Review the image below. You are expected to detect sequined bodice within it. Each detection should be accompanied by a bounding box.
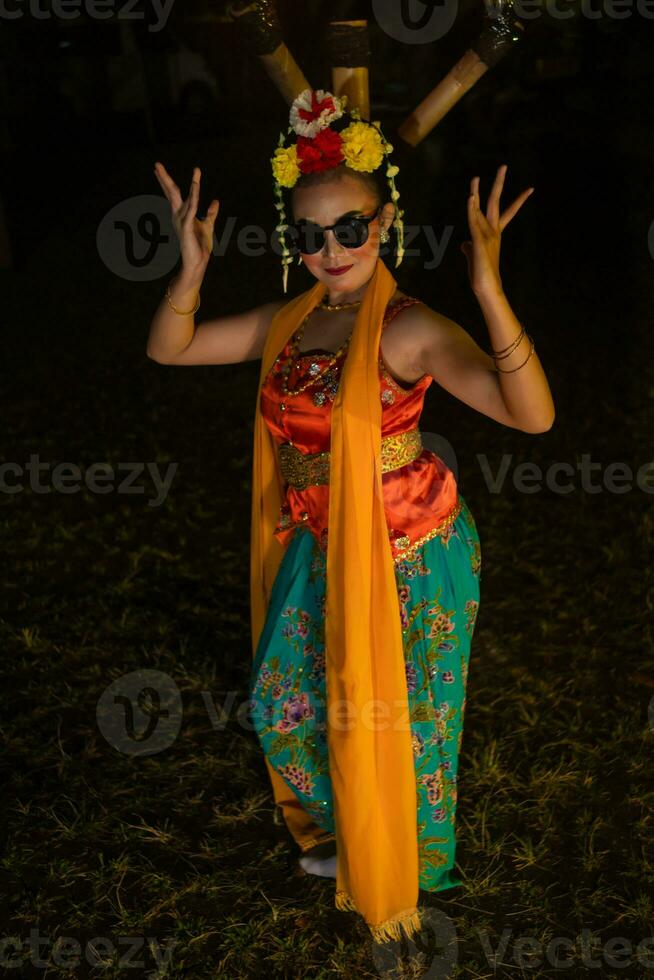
[260,296,460,563]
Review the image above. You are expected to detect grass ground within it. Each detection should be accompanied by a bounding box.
[1,72,653,978]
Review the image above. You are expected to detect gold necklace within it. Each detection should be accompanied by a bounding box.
[281,312,352,397]
[318,298,362,312]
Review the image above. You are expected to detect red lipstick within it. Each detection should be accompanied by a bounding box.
[325,264,353,276]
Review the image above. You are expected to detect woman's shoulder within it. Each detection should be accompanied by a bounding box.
[384,290,427,323]
[381,291,445,367]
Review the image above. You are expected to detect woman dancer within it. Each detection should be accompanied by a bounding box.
[148,89,554,945]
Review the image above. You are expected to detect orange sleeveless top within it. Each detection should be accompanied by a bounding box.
[259,296,460,563]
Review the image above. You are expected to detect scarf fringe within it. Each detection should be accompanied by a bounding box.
[299,833,337,854]
[335,890,423,944]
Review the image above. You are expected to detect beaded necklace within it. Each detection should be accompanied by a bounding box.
[279,310,353,397]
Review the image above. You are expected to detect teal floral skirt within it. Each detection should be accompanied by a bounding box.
[248,493,481,892]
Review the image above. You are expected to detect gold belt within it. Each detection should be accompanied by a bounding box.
[278,428,423,491]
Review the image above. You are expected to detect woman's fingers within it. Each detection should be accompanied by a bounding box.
[467,179,477,217]
[153,161,182,211]
[153,161,203,223]
[469,177,488,228]
[467,179,485,237]
[499,188,535,231]
[154,160,220,259]
[153,165,171,201]
[204,199,220,225]
[469,176,479,211]
[180,166,201,223]
[468,169,534,234]
[487,165,507,227]
[199,200,220,253]
[189,167,201,216]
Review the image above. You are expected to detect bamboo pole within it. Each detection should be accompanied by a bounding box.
[327,20,370,120]
[226,0,311,105]
[397,3,525,147]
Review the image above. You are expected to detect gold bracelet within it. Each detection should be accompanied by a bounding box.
[166,281,200,316]
[493,334,535,373]
[490,324,525,359]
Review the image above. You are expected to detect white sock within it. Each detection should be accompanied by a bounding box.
[299,853,337,878]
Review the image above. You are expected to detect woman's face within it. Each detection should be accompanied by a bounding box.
[291,174,394,300]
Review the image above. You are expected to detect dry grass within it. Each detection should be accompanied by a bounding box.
[1,79,653,978]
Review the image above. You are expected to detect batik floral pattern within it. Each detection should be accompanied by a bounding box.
[249,493,481,890]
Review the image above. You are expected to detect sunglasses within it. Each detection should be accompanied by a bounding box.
[284,206,382,256]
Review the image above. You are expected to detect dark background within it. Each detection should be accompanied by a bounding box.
[1,2,654,976]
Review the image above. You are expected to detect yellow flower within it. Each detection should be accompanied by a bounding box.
[271,145,300,188]
[340,122,385,173]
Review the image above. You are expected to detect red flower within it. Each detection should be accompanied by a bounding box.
[297,130,344,174]
[298,91,338,125]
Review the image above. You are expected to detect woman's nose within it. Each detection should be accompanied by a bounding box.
[323,229,345,258]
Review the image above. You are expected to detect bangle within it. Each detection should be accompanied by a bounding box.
[493,334,535,373]
[166,281,200,316]
[489,324,525,359]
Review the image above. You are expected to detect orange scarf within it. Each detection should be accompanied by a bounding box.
[250,256,422,944]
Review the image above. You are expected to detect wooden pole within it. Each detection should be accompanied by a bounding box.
[397,5,526,148]
[327,20,370,120]
[226,0,311,105]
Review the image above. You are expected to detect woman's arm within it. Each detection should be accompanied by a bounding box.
[411,298,555,434]
[146,161,287,366]
[146,267,203,364]
[411,163,555,433]
[147,268,286,366]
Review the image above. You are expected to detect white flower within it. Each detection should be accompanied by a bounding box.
[289,88,343,138]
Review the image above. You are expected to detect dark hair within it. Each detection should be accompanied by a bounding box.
[290,163,389,220]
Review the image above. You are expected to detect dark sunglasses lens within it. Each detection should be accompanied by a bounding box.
[297,223,324,255]
[335,218,368,249]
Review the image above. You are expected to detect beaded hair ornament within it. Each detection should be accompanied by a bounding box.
[271,88,405,293]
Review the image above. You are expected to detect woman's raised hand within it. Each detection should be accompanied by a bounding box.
[153,162,220,276]
[460,164,534,299]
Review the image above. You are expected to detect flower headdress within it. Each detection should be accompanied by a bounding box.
[271,88,405,293]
